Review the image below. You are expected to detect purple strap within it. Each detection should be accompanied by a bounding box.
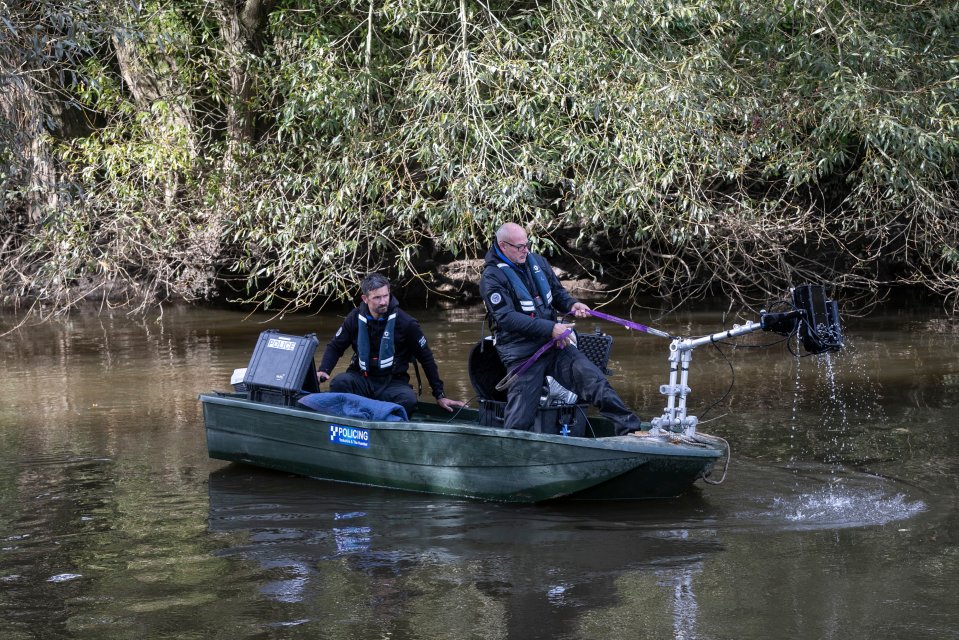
[495,328,574,391]
[586,309,672,339]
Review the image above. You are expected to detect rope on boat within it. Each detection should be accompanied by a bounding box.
[627,430,730,484]
[689,431,731,485]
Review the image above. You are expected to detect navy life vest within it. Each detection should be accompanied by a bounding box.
[496,253,553,316]
[357,312,396,373]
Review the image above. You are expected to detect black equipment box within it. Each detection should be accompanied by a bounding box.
[577,329,613,374]
[478,398,589,437]
[243,330,319,406]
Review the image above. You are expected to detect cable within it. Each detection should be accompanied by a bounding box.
[697,340,734,421]
[444,395,479,423]
[689,431,731,484]
[574,403,598,438]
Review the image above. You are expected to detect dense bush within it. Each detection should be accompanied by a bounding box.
[2,0,957,313]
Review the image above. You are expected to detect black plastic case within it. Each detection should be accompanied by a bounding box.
[576,330,613,375]
[242,330,319,406]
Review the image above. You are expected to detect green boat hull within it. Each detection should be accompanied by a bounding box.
[201,393,722,503]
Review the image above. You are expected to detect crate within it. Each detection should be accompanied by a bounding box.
[577,329,613,374]
[242,330,319,406]
[478,399,589,437]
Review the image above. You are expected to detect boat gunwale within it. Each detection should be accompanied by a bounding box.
[199,392,723,459]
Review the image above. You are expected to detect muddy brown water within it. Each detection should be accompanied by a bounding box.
[1,301,955,639]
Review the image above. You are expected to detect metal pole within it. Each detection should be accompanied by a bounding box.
[651,321,764,436]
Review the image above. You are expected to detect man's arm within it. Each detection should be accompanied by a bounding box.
[406,318,445,397]
[539,255,581,315]
[317,314,356,381]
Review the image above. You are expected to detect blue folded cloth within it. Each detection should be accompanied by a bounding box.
[297,392,408,422]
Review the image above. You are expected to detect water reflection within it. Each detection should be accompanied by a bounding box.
[207,466,720,638]
[204,456,924,638]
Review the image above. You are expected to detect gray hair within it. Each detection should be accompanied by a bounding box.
[360,272,391,295]
[495,222,525,243]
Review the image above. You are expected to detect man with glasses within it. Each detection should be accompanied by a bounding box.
[480,223,643,435]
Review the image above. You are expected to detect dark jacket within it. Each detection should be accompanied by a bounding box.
[318,296,446,398]
[479,245,578,366]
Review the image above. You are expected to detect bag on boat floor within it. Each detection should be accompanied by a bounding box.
[243,330,319,406]
[468,337,509,402]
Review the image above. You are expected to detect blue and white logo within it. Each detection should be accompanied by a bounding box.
[329,424,370,448]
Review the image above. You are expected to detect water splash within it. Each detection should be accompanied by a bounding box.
[822,352,838,401]
[771,486,924,530]
[784,337,892,464]
[47,573,83,583]
[716,461,927,533]
[759,475,926,531]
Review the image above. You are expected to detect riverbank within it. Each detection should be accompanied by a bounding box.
[0,251,952,318]
[0,254,612,315]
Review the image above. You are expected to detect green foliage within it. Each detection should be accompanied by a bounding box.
[2,0,958,312]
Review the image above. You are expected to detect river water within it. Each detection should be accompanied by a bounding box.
[0,300,955,640]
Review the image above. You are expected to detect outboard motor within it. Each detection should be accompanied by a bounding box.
[791,284,843,354]
[760,285,843,355]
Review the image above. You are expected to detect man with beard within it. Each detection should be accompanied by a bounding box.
[317,273,465,418]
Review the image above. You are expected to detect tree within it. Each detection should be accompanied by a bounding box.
[1,0,957,314]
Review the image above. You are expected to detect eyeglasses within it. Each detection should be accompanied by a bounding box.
[501,240,532,251]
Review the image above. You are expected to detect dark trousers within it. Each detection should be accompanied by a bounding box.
[504,346,641,436]
[328,371,418,417]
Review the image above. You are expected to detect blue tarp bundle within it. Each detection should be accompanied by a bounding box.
[297,392,408,422]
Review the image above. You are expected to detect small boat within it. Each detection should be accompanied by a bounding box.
[201,285,842,503]
[201,393,724,503]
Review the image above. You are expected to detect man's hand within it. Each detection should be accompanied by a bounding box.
[437,397,466,412]
[317,371,330,383]
[552,322,575,348]
[570,302,591,318]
